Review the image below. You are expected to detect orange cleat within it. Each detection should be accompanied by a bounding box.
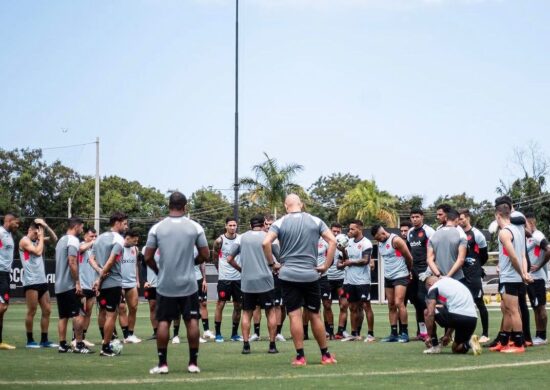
[321,354,337,365]
[500,345,525,354]
[291,356,307,366]
[489,342,504,352]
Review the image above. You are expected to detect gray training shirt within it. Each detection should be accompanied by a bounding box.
[342,236,373,285]
[498,223,524,283]
[428,226,467,280]
[146,216,208,297]
[55,234,80,294]
[229,230,274,293]
[92,231,124,289]
[379,233,409,280]
[20,239,47,286]
[0,226,15,272]
[79,247,97,291]
[269,212,329,283]
[121,246,138,288]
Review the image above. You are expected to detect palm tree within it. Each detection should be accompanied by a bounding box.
[240,153,304,218]
[338,180,398,227]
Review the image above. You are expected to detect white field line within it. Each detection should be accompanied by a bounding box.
[1,359,550,386]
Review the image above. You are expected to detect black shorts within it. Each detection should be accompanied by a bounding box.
[527,279,547,308]
[243,290,276,311]
[434,306,477,345]
[279,279,321,313]
[24,283,49,300]
[98,287,122,312]
[81,289,96,299]
[499,282,523,297]
[217,280,242,303]
[319,276,331,300]
[273,275,283,306]
[197,279,208,302]
[385,277,409,288]
[343,284,371,303]
[56,289,84,319]
[328,279,345,301]
[156,292,200,321]
[462,280,483,301]
[144,287,157,301]
[0,271,10,304]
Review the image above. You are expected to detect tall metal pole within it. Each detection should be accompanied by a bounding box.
[233,0,239,221]
[94,137,100,232]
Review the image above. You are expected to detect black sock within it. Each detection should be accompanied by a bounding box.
[215,321,222,336]
[243,341,250,349]
[76,341,85,349]
[189,347,199,366]
[231,322,239,337]
[83,329,87,340]
[122,326,129,339]
[296,348,305,358]
[41,332,48,343]
[368,330,374,337]
[60,340,68,348]
[431,336,439,347]
[337,326,344,335]
[512,331,524,347]
[254,323,260,336]
[391,325,398,337]
[276,324,282,334]
[351,330,358,337]
[99,327,104,339]
[0,324,3,343]
[158,347,168,366]
[129,329,134,336]
[541,330,547,340]
[401,324,408,334]
[102,343,110,351]
[328,324,334,336]
[320,347,330,357]
[324,321,330,333]
[357,324,363,335]
[72,328,75,341]
[202,319,210,332]
[269,341,276,350]
[303,325,309,336]
[173,325,180,337]
[27,332,34,343]
[153,327,157,336]
[498,331,510,345]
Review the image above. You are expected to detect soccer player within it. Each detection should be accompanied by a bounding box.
[145,191,209,374]
[228,215,279,354]
[0,212,20,350]
[490,201,532,353]
[263,194,337,366]
[78,227,98,348]
[213,217,243,342]
[427,208,467,281]
[143,247,159,340]
[19,219,58,348]
[525,212,550,345]
[422,276,481,355]
[55,217,92,354]
[407,208,435,339]
[326,223,349,340]
[338,220,375,342]
[265,215,286,342]
[458,209,490,343]
[399,221,412,240]
[91,212,128,357]
[303,234,329,341]
[372,225,413,343]
[119,230,141,343]
[435,203,452,228]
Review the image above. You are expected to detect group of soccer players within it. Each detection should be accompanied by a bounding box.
[0,191,548,372]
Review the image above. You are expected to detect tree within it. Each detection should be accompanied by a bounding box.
[188,187,233,244]
[240,153,304,218]
[308,173,361,223]
[337,180,398,227]
[429,193,494,230]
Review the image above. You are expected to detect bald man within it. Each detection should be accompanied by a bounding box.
[262,194,337,366]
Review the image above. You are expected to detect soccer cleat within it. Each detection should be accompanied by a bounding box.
[74,345,95,354]
[231,335,243,342]
[417,333,428,341]
[478,335,490,344]
[82,339,94,347]
[241,346,251,354]
[485,337,500,348]
[398,333,410,343]
[524,340,533,347]
[341,335,360,342]
[149,365,169,375]
[469,335,482,356]
[125,335,142,344]
[532,337,548,346]
[381,335,399,342]
[334,334,344,340]
[249,334,260,342]
[40,341,59,348]
[365,335,376,343]
[171,336,181,344]
[199,337,207,344]
[321,353,337,365]
[26,341,41,349]
[500,345,525,353]
[58,344,73,353]
[0,342,16,350]
[275,334,286,342]
[291,356,307,366]
[203,330,215,340]
[268,346,279,354]
[100,347,117,357]
[489,342,504,352]
[342,331,351,338]
[423,345,441,354]
[188,364,201,373]
[215,334,224,343]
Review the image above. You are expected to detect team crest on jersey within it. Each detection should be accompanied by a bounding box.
[386,244,390,249]
[467,234,473,241]
[358,244,362,250]
[23,251,30,261]
[418,231,424,238]
[318,243,324,248]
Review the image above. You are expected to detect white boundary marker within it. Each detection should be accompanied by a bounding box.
[1,359,550,386]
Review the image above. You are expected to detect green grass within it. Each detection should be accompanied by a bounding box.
[1,302,550,389]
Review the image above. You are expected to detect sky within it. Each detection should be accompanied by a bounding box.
[1,0,549,207]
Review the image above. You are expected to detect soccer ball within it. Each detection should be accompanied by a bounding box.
[111,339,123,355]
[336,234,349,248]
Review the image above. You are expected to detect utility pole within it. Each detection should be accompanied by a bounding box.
[233,0,239,222]
[94,137,100,232]
[67,197,72,218]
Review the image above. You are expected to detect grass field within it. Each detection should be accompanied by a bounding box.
[1,301,550,389]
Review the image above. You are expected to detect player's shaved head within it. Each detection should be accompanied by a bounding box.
[284,194,302,212]
[425,275,439,288]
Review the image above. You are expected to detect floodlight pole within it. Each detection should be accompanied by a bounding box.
[94,137,100,232]
[233,0,239,221]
